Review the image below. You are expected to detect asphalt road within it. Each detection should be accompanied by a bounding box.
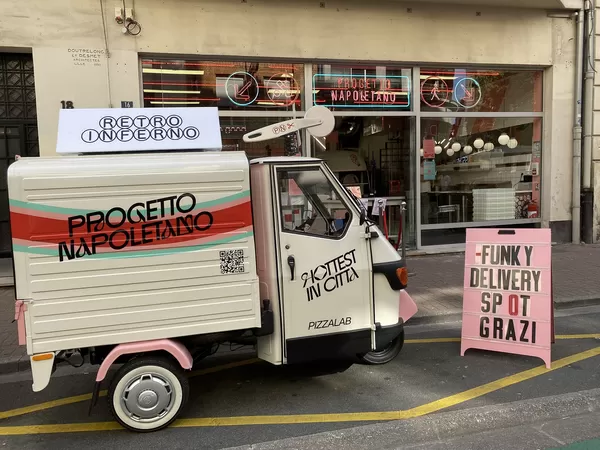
[0,306,599,450]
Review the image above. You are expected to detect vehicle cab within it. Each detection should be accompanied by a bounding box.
[250,155,417,366]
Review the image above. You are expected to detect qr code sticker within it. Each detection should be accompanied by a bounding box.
[220,249,245,274]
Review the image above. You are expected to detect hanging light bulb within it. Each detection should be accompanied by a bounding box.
[484,142,494,151]
[498,132,510,146]
[451,142,462,152]
[508,138,518,149]
[473,138,484,149]
[420,148,424,157]
[446,148,455,157]
[434,145,443,154]
[463,145,473,155]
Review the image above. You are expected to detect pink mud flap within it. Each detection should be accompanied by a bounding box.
[14,300,27,345]
[399,290,418,323]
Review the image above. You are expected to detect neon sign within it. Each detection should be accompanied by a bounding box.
[141,59,305,111]
[421,76,450,109]
[454,77,481,109]
[265,74,300,107]
[225,71,259,107]
[420,75,483,110]
[313,74,411,109]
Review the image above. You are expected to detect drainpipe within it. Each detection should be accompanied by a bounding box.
[582,0,595,243]
[573,8,584,244]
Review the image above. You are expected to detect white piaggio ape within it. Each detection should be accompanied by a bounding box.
[8,106,417,432]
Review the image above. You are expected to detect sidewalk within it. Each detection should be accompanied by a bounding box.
[1,244,599,374]
[407,243,600,324]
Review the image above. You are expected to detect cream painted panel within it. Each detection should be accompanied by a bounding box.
[32,283,253,315]
[252,164,284,365]
[32,46,109,156]
[594,136,600,162]
[2,0,556,157]
[0,0,577,225]
[9,152,261,354]
[390,0,575,7]
[32,298,255,333]
[131,0,554,64]
[542,18,577,224]
[594,163,600,241]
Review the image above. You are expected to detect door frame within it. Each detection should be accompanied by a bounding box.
[0,121,36,259]
[270,161,375,364]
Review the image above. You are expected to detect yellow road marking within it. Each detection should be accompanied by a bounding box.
[405,334,600,344]
[0,392,101,421]
[1,335,598,421]
[0,358,260,421]
[555,334,600,340]
[0,335,597,423]
[405,338,461,344]
[0,346,598,435]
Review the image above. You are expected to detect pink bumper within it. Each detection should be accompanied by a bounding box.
[399,290,418,323]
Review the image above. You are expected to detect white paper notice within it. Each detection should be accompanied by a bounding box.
[372,198,387,216]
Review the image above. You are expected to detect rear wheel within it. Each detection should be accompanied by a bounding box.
[358,330,404,365]
[108,356,189,432]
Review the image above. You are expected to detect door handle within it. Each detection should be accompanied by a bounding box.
[287,255,296,281]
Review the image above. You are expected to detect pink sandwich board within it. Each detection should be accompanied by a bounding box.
[460,228,553,368]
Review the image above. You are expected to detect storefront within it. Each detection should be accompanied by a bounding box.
[140,58,544,249]
[0,0,581,249]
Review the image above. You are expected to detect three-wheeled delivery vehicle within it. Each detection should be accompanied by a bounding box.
[8,106,417,432]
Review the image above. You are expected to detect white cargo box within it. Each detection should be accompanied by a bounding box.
[8,151,260,354]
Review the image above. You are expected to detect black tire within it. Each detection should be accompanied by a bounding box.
[358,330,405,365]
[107,355,189,432]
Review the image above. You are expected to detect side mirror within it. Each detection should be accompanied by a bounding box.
[359,208,366,225]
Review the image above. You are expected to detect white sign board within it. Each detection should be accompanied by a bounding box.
[56,107,222,154]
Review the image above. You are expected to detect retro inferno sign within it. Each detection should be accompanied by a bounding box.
[313,74,410,109]
[460,229,553,368]
[56,107,222,154]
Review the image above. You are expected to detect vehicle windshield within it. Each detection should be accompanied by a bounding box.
[277,166,352,237]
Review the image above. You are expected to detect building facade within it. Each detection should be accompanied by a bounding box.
[0,0,591,252]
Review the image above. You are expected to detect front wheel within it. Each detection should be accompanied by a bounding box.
[358,331,404,365]
[108,356,189,432]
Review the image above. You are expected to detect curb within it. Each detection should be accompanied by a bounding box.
[2,297,600,376]
[407,295,600,327]
[223,388,600,450]
[0,354,29,376]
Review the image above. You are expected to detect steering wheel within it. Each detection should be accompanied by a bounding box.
[295,212,318,232]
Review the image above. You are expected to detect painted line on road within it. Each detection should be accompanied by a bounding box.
[405,334,600,344]
[405,338,461,343]
[555,334,600,340]
[0,335,597,421]
[0,346,598,435]
[0,358,259,421]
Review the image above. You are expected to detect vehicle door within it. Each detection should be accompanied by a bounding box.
[273,163,373,364]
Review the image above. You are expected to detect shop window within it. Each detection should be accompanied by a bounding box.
[420,69,543,113]
[219,117,302,159]
[312,64,412,111]
[420,117,542,227]
[141,58,305,112]
[311,115,417,248]
[277,167,352,239]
